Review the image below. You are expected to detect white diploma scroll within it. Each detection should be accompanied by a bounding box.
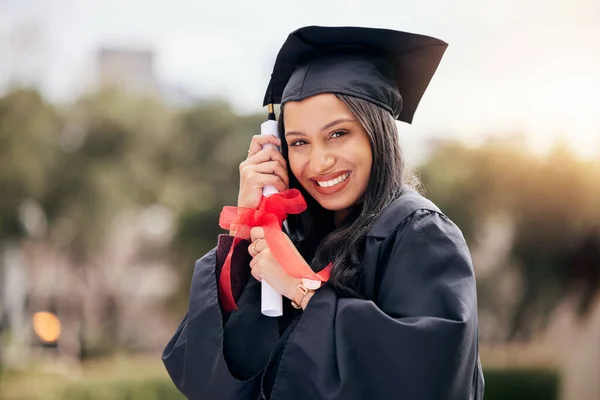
[260,119,283,317]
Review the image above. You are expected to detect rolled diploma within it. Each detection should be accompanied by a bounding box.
[260,119,283,317]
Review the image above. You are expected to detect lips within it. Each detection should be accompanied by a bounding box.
[316,172,350,187]
[310,171,352,195]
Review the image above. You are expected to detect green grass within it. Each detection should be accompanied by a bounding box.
[0,354,560,400]
[484,368,560,400]
[0,354,183,400]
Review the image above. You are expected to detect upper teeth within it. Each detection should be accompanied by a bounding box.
[317,172,350,187]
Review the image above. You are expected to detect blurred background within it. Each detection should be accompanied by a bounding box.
[0,1,599,399]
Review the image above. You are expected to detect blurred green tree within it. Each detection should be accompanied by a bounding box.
[166,100,264,308]
[419,137,600,340]
[38,90,262,354]
[0,89,61,367]
[3,85,597,362]
[0,89,60,240]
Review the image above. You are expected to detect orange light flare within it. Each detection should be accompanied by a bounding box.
[32,312,62,343]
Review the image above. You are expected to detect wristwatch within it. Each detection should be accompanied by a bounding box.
[301,278,322,290]
[291,279,322,309]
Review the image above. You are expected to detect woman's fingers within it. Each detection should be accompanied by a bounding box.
[239,147,288,189]
[248,238,265,257]
[249,253,262,281]
[236,173,286,209]
[247,161,289,189]
[251,270,262,282]
[247,135,281,159]
[242,169,287,192]
[237,135,287,210]
[250,227,265,241]
[243,146,287,171]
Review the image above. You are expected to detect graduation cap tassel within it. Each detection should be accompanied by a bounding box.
[259,100,284,317]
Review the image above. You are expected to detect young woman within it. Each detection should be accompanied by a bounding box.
[163,26,484,400]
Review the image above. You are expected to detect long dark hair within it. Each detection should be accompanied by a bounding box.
[279,94,419,297]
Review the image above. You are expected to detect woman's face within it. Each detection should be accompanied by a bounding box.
[283,93,372,214]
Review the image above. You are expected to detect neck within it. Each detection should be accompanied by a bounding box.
[334,210,350,228]
[334,201,364,228]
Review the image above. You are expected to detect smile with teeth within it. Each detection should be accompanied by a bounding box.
[316,172,350,187]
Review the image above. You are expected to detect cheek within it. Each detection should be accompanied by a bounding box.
[365,152,373,174]
[348,146,372,173]
[355,140,373,174]
[288,153,305,180]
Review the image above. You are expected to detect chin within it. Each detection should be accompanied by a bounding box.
[309,193,358,212]
[298,179,364,212]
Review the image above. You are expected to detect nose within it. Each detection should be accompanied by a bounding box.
[309,145,335,175]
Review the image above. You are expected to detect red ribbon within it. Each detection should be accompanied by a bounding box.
[218,189,332,313]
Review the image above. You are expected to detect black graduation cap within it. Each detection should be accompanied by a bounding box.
[263,26,448,124]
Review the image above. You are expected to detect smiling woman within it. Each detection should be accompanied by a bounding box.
[163,25,484,400]
[283,94,373,220]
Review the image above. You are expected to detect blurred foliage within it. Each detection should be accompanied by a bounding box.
[420,137,600,339]
[168,100,264,306]
[0,355,181,400]
[0,87,599,357]
[44,90,178,263]
[0,89,61,239]
[1,377,183,400]
[0,88,260,357]
[484,368,559,400]
[0,358,558,400]
[60,379,183,400]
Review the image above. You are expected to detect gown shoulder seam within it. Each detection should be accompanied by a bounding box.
[367,208,443,239]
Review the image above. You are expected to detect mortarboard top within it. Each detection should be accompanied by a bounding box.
[263,26,448,124]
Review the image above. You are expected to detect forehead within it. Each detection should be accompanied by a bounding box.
[283,93,354,132]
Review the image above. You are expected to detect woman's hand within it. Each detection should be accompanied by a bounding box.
[248,227,305,302]
[237,135,289,210]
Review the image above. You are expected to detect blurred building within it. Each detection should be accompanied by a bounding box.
[1,19,47,91]
[95,47,198,107]
[97,48,159,96]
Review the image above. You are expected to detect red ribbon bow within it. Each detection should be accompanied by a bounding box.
[218,189,332,313]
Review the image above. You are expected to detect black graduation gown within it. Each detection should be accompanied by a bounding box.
[162,190,485,399]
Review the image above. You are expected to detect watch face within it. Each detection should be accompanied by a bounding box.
[302,278,322,290]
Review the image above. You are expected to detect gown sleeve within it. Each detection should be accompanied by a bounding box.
[269,210,485,400]
[214,235,251,316]
[162,237,280,400]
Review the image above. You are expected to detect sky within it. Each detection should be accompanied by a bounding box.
[1,0,599,162]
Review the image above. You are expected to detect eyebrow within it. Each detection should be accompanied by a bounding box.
[285,118,356,137]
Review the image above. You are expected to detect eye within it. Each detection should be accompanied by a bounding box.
[289,139,308,147]
[330,130,348,139]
